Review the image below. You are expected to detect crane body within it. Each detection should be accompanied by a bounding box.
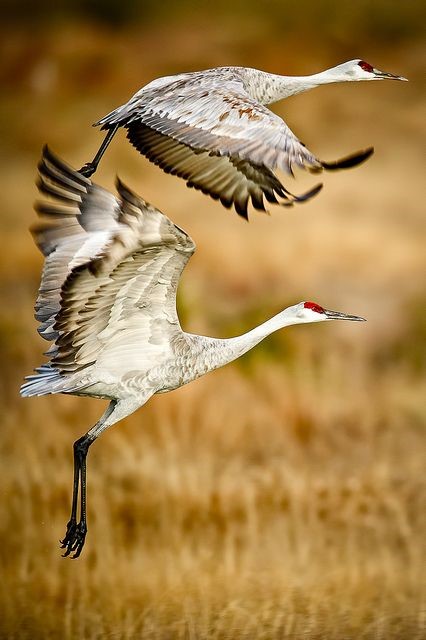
[22,148,365,557]
[79,60,406,217]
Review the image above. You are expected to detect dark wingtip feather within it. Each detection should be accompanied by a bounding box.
[250,191,266,213]
[33,200,75,217]
[321,147,374,171]
[234,199,249,220]
[38,146,92,189]
[36,175,81,204]
[116,176,149,209]
[277,182,323,208]
[115,176,134,200]
[293,182,323,203]
[219,196,233,210]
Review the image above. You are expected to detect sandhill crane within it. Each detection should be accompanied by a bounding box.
[79,60,406,218]
[22,147,365,558]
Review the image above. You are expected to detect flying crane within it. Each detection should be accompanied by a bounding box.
[21,148,365,557]
[79,60,406,218]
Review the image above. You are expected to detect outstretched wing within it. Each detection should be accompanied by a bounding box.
[32,147,195,375]
[33,147,122,340]
[98,75,372,218]
[124,124,323,220]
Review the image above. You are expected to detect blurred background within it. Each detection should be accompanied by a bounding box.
[1,1,425,638]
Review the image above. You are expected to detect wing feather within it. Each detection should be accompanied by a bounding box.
[31,147,195,375]
[98,79,322,171]
[126,124,321,219]
[97,72,372,215]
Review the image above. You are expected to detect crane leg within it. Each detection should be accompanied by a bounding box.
[78,124,119,178]
[60,433,94,558]
[59,399,145,558]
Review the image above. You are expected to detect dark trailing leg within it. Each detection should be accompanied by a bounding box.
[78,125,119,177]
[60,434,93,559]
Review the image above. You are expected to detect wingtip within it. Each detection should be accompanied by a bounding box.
[239,210,250,221]
[322,147,374,171]
[234,199,250,220]
[115,175,145,208]
[115,175,125,190]
[38,144,53,170]
[115,175,133,196]
[277,182,323,209]
[40,144,60,166]
[294,182,323,203]
[360,146,374,163]
[39,146,93,186]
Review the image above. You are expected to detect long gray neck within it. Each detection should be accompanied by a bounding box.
[240,67,345,105]
[190,310,299,375]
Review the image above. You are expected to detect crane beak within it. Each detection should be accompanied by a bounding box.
[372,68,408,81]
[324,309,366,322]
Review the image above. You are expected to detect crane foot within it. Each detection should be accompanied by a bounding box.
[78,162,97,178]
[60,518,87,559]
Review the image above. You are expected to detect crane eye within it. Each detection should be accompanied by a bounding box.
[304,301,325,314]
[358,60,374,73]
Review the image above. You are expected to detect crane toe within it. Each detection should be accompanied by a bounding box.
[60,519,87,559]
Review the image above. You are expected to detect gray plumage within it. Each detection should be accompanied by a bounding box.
[22,148,365,557]
[24,147,200,398]
[89,60,406,218]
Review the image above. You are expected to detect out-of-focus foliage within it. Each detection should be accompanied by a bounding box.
[2,0,426,45]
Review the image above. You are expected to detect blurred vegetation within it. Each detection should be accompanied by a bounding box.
[0,2,425,638]
[2,0,426,44]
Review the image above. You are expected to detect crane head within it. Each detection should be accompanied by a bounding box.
[337,59,407,82]
[289,301,366,324]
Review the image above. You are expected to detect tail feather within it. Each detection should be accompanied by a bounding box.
[20,366,77,397]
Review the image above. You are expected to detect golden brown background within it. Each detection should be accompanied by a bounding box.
[1,2,425,638]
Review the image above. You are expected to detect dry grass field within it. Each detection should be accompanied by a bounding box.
[0,5,425,638]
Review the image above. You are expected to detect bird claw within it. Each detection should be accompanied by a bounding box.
[60,519,87,559]
[78,162,96,178]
